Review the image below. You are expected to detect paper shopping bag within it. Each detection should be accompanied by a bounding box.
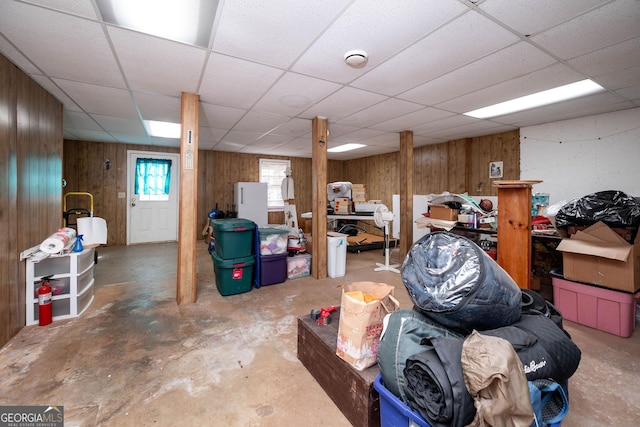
[336,281,399,370]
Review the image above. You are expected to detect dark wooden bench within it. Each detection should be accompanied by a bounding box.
[297,307,380,427]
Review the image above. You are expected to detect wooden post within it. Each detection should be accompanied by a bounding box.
[493,180,541,289]
[399,131,414,258]
[311,117,328,279]
[177,92,199,304]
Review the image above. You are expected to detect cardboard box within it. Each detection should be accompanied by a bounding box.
[352,184,367,202]
[429,205,459,221]
[334,197,351,214]
[556,221,640,292]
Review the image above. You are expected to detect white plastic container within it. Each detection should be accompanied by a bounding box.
[327,232,348,278]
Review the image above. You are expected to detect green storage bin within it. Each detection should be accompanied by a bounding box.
[211,252,255,296]
[211,218,256,259]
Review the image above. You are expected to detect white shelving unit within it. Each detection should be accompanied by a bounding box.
[25,248,95,326]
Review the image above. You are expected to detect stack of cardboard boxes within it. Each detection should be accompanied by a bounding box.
[553,221,639,337]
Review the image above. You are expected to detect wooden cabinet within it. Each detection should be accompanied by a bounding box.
[25,248,95,325]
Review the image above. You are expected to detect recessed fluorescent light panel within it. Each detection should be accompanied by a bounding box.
[327,143,366,153]
[145,120,181,138]
[464,79,605,119]
[97,0,219,47]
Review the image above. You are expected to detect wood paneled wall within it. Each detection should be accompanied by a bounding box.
[63,141,180,246]
[63,131,519,247]
[1,53,63,348]
[414,130,520,196]
[63,142,346,245]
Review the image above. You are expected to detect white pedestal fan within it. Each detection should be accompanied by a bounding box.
[373,204,400,273]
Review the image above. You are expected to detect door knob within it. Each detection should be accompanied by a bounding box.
[131,198,136,207]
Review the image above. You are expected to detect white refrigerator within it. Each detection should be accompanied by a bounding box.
[234,182,268,226]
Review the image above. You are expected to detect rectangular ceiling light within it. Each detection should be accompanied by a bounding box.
[97,0,219,47]
[145,120,181,138]
[327,143,366,153]
[464,79,605,119]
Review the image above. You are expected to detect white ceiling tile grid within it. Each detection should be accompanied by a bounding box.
[0,0,637,159]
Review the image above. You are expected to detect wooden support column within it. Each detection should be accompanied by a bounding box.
[311,117,328,279]
[177,92,199,304]
[494,180,541,289]
[399,131,414,258]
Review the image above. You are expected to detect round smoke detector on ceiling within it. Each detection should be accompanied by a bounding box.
[344,50,368,68]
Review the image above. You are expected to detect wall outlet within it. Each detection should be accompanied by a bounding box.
[118,192,126,199]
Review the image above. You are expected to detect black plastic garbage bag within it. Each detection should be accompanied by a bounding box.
[555,190,640,229]
[401,231,521,334]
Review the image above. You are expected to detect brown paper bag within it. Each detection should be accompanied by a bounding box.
[336,281,399,370]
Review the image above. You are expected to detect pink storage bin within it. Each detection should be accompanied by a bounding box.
[551,271,639,338]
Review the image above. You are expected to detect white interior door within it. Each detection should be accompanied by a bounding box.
[127,151,180,244]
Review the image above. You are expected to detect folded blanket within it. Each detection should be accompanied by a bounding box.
[404,337,475,427]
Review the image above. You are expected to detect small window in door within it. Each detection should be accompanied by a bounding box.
[259,159,290,211]
[135,158,172,201]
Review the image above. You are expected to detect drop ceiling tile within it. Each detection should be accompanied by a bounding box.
[435,64,584,113]
[336,98,424,128]
[568,37,640,78]
[63,111,102,131]
[399,42,556,106]
[428,122,517,140]
[199,102,246,130]
[478,0,607,36]
[292,0,468,83]
[199,53,284,109]
[300,87,386,120]
[108,27,207,96]
[31,74,80,110]
[134,93,182,123]
[0,35,40,74]
[253,73,342,116]
[198,126,227,142]
[198,139,218,150]
[53,78,138,118]
[232,111,290,133]
[21,0,100,19]
[0,1,125,87]
[213,0,350,68]
[270,118,314,138]
[331,128,388,143]
[352,10,520,96]
[412,114,481,135]
[356,133,401,148]
[149,137,180,148]
[213,141,247,152]
[369,108,456,132]
[531,0,640,60]
[413,135,447,148]
[90,114,146,135]
[223,130,265,145]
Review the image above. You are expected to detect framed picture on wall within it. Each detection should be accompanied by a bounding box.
[489,161,503,178]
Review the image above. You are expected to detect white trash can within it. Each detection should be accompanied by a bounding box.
[327,232,348,278]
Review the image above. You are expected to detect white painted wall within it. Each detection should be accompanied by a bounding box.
[520,107,640,205]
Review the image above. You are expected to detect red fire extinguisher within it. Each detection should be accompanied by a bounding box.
[38,275,53,326]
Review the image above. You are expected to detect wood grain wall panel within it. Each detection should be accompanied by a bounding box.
[61,131,520,248]
[1,53,62,348]
[414,143,449,194]
[447,138,469,193]
[468,130,520,197]
[0,55,18,346]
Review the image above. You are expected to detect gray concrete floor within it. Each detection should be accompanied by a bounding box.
[1,242,638,426]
